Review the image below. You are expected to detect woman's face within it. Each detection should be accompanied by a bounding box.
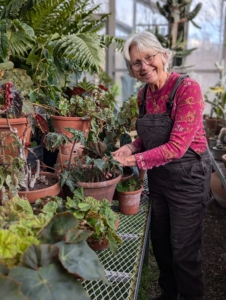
[129,44,166,86]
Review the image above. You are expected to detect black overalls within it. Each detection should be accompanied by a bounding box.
[136,75,212,300]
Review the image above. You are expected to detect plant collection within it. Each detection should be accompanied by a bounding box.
[0,1,145,299]
[0,196,108,300]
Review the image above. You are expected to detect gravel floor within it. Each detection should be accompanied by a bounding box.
[147,199,226,300]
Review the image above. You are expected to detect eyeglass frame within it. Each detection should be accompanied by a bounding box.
[130,52,160,71]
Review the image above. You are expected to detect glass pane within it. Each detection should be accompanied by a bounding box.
[92,0,109,13]
[186,0,225,114]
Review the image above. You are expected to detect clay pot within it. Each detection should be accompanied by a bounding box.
[88,216,119,251]
[117,186,143,215]
[0,117,31,159]
[55,152,79,171]
[50,115,90,138]
[88,237,109,251]
[77,174,122,203]
[204,117,222,142]
[18,172,61,204]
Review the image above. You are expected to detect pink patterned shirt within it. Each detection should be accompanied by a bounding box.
[133,72,208,170]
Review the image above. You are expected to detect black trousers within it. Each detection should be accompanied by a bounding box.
[148,152,212,300]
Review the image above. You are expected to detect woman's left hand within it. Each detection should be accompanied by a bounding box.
[114,155,137,167]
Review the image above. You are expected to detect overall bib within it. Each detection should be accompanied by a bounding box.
[136,75,212,300]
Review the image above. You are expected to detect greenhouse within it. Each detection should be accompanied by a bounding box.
[0,1,225,300]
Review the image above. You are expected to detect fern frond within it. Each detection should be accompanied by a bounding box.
[100,35,125,51]
[54,33,104,73]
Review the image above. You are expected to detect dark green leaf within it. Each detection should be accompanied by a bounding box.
[65,228,93,243]
[20,244,59,270]
[57,241,108,283]
[9,264,90,300]
[38,212,78,243]
[0,275,27,300]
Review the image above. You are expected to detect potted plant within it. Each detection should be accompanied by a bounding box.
[204,61,226,142]
[115,178,144,215]
[43,128,123,202]
[0,196,108,300]
[33,187,123,254]
[0,121,60,204]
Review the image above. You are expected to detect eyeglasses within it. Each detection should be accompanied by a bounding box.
[130,52,159,71]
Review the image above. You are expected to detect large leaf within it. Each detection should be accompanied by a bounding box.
[0,263,9,275]
[0,229,20,260]
[9,264,90,300]
[0,275,27,300]
[38,212,78,243]
[57,241,108,283]
[20,244,59,270]
[65,228,93,243]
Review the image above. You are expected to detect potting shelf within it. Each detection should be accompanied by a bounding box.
[82,176,151,300]
[210,150,226,190]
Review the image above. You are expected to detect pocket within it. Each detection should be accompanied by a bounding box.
[181,162,205,187]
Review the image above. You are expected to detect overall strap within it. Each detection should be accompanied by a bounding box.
[165,74,189,115]
[138,83,148,118]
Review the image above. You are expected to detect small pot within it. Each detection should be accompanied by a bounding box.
[117,186,143,215]
[88,237,109,251]
[211,146,226,160]
[18,172,61,204]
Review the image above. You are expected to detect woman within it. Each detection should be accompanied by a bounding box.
[112,31,212,300]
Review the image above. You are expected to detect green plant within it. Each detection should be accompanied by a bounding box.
[33,187,123,254]
[204,61,226,127]
[155,0,202,68]
[0,0,124,105]
[0,196,108,300]
[116,178,143,193]
[43,128,123,190]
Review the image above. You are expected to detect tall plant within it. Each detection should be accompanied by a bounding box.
[0,0,124,104]
[155,0,202,68]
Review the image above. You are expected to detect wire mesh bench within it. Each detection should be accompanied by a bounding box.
[83,177,151,300]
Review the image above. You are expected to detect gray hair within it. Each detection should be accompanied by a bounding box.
[123,31,173,78]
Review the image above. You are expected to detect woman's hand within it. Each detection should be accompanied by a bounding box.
[113,155,137,167]
[112,144,136,157]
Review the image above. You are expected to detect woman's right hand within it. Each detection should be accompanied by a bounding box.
[112,145,133,157]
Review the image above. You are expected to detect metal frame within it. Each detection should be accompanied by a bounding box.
[83,176,151,300]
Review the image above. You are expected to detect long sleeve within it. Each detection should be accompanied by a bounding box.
[133,73,207,170]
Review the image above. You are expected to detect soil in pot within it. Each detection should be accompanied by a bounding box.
[18,172,61,204]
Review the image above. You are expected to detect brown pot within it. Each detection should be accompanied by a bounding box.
[50,115,90,138]
[18,172,61,204]
[117,186,143,215]
[0,117,31,159]
[204,118,222,141]
[55,152,79,171]
[77,174,122,203]
[88,237,109,251]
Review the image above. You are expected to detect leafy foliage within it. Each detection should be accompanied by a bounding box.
[0,196,109,299]
[0,0,124,105]
[116,178,143,192]
[33,187,123,254]
[155,0,202,68]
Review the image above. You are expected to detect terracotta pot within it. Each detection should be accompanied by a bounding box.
[50,115,90,138]
[77,174,122,203]
[18,172,61,204]
[117,186,143,215]
[0,117,31,159]
[210,172,226,208]
[88,237,109,251]
[55,152,79,171]
[204,118,222,141]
